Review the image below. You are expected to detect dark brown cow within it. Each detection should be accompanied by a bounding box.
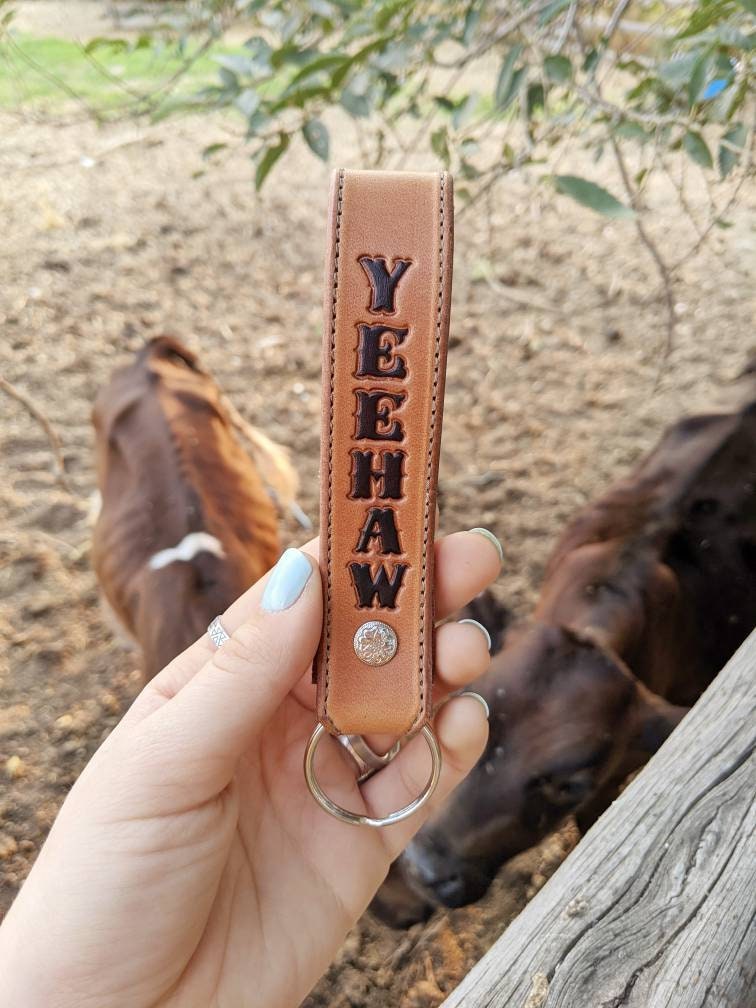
[374,379,756,924]
[92,337,295,680]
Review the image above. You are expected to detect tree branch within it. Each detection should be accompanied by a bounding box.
[610,135,677,360]
[0,376,71,492]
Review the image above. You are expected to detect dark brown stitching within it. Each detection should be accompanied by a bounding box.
[414,171,446,735]
[324,168,345,730]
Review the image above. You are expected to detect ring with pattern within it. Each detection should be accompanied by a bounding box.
[207,616,230,649]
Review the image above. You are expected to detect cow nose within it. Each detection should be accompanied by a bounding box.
[433,874,468,908]
[402,839,440,885]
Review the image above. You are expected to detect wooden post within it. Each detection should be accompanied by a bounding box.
[443,631,756,1007]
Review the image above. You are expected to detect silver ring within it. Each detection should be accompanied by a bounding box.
[304,723,442,827]
[207,616,230,648]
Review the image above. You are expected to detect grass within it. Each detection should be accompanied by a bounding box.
[0,33,230,114]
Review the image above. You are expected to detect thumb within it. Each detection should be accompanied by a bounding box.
[136,548,322,800]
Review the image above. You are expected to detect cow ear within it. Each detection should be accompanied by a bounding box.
[630,682,689,756]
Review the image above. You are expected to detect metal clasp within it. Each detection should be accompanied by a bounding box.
[304,723,442,827]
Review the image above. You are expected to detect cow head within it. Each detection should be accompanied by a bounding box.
[379,622,686,922]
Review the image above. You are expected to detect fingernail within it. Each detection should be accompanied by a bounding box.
[458,618,492,653]
[468,527,504,566]
[261,549,313,612]
[463,691,490,721]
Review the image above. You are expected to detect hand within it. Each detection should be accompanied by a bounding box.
[0,531,501,1008]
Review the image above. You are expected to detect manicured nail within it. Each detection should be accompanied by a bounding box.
[261,549,313,612]
[468,527,504,566]
[458,618,492,653]
[463,691,490,721]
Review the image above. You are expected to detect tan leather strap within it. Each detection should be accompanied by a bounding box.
[315,168,454,738]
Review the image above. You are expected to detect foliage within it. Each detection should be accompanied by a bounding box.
[107,0,753,203]
[0,0,753,342]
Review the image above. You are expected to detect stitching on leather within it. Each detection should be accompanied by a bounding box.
[414,171,446,735]
[324,168,345,733]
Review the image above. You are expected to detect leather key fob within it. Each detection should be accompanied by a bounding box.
[306,168,454,825]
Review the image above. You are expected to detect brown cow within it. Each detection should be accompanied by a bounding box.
[92,336,297,680]
[373,378,756,925]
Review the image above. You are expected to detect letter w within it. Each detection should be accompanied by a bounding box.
[350,562,408,609]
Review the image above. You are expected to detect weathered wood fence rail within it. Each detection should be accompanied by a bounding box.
[443,631,756,1008]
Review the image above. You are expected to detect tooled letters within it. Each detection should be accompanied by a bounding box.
[348,255,413,610]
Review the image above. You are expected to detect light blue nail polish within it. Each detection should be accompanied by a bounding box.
[458,618,492,653]
[261,549,313,612]
[468,527,504,565]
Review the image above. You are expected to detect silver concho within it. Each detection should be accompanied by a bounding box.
[353,620,398,666]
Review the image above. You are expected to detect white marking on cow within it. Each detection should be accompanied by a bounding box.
[88,489,102,526]
[148,532,225,571]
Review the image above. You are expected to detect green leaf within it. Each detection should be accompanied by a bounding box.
[718,122,747,176]
[738,0,756,12]
[506,68,526,109]
[218,67,240,92]
[554,175,635,218]
[658,53,699,91]
[460,157,481,180]
[235,89,260,119]
[539,0,571,26]
[462,5,481,45]
[245,109,271,137]
[583,47,600,74]
[255,133,290,191]
[340,85,372,117]
[635,167,649,188]
[626,76,655,102]
[272,84,330,111]
[614,121,650,143]
[270,42,307,70]
[527,82,545,117]
[688,52,711,107]
[242,36,273,73]
[495,45,523,108]
[430,127,450,165]
[683,130,713,169]
[202,143,227,160]
[215,53,255,77]
[289,52,350,87]
[85,37,129,54]
[330,59,353,89]
[374,41,411,72]
[434,95,456,113]
[677,0,736,39]
[302,119,329,161]
[374,0,411,30]
[451,92,479,130]
[544,55,572,83]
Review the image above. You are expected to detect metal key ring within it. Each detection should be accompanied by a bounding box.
[304,723,442,828]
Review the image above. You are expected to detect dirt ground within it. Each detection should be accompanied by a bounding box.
[0,36,754,1006]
